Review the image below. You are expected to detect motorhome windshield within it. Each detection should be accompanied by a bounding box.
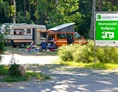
[74,33,81,39]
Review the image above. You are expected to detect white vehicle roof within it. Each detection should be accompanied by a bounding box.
[1,23,46,30]
[48,23,75,31]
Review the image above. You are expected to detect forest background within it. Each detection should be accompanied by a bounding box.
[0,0,117,38]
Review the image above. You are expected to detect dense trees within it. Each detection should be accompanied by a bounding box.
[0,0,118,38]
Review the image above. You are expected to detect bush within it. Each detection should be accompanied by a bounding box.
[8,53,26,77]
[58,44,79,61]
[9,64,21,77]
[96,47,118,63]
[58,40,118,63]
[0,33,5,61]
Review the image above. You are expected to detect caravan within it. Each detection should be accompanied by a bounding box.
[0,23,46,47]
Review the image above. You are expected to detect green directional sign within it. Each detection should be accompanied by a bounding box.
[95,13,118,46]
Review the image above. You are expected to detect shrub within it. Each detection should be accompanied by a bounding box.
[58,44,79,61]
[58,40,118,63]
[0,33,5,61]
[96,47,118,63]
[73,40,95,63]
[9,64,21,77]
[8,53,26,77]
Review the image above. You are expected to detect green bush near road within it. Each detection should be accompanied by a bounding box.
[58,40,118,63]
[0,33,6,61]
[0,65,50,82]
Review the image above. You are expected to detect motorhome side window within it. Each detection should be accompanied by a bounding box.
[57,34,66,39]
[40,32,47,39]
[27,29,31,34]
[14,29,24,35]
[5,29,10,35]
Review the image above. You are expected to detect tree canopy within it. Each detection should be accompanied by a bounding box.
[0,0,118,38]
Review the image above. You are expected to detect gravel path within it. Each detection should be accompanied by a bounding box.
[1,54,59,65]
[0,54,118,92]
[0,64,118,92]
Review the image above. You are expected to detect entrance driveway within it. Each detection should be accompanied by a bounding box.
[0,52,118,92]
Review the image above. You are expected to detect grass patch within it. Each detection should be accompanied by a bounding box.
[0,76,28,82]
[5,46,57,56]
[0,65,9,75]
[0,72,50,82]
[26,72,50,80]
[60,61,118,70]
[0,65,50,82]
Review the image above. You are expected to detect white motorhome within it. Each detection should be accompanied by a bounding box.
[0,23,46,47]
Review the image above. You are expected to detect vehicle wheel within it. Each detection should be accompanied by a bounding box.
[53,43,57,49]
[20,43,25,48]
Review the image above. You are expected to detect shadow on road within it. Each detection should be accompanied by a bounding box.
[0,64,118,91]
[16,64,118,92]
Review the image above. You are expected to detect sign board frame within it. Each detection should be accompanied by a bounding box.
[95,12,118,46]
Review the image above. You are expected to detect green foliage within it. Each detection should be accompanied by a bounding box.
[96,47,118,63]
[58,44,79,61]
[16,12,33,23]
[0,65,9,75]
[0,76,27,82]
[0,33,5,61]
[60,61,118,70]
[78,0,92,37]
[8,64,21,77]
[0,65,50,82]
[0,1,9,17]
[47,0,82,28]
[26,72,50,80]
[1,0,118,38]
[58,40,118,63]
[0,72,50,82]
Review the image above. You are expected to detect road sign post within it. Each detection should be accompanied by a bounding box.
[95,13,118,46]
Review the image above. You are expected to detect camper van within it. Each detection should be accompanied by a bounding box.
[37,23,87,48]
[0,23,46,47]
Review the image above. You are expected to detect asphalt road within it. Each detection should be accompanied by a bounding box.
[0,54,118,92]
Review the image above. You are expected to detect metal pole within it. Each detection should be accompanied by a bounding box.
[92,0,96,64]
[90,0,96,39]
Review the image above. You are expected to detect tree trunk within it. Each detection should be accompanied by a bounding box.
[117,0,118,4]
[105,0,108,6]
[90,0,96,39]
[10,0,12,22]
[55,0,58,4]
[13,0,16,23]
[111,0,114,11]
[24,0,26,16]
[29,0,31,19]
[98,0,102,11]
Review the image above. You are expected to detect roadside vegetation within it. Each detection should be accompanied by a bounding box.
[5,46,57,56]
[0,65,50,82]
[0,33,50,82]
[58,40,118,70]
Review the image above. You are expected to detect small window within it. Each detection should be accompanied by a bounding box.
[74,33,81,39]
[14,29,24,35]
[57,34,67,39]
[40,32,47,39]
[5,29,10,35]
[27,29,31,34]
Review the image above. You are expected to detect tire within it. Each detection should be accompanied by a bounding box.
[20,43,25,48]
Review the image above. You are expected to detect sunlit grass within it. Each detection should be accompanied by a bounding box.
[5,46,57,55]
[0,65,50,82]
[58,61,118,70]
[0,65,9,75]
